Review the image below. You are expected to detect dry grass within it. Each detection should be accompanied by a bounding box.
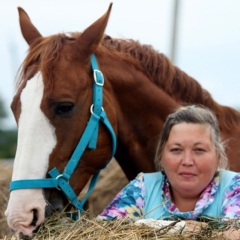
[2,211,240,240]
[0,161,13,238]
[31,214,240,240]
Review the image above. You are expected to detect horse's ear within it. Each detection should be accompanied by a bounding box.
[18,7,42,45]
[76,3,113,58]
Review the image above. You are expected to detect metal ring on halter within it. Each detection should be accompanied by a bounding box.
[90,104,104,115]
[55,174,69,191]
[93,70,104,86]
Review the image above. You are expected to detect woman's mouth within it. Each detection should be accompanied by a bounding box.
[179,172,196,178]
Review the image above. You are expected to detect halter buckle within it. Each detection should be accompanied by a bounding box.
[93,70,104,86]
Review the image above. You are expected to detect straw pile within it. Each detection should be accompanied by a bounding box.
[2,211,240,240]
[0,161,12,238]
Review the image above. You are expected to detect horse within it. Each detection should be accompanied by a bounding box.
[5,3,240,238]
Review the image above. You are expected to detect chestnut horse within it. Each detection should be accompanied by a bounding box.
[5,3,240,238]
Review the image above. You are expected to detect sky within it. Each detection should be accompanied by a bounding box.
[0,0,240,129]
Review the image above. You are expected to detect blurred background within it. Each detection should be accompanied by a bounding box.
[0,0,240,158]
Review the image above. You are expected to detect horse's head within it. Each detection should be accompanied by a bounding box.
[5,3,117,238]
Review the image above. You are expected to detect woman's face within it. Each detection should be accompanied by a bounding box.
[161,122,219,200]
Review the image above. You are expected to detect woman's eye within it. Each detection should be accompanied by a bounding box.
[195,148,205,153]
[55,103,74,116]
[170,148,181,153]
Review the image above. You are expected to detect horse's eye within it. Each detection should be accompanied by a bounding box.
[55,103,74,116]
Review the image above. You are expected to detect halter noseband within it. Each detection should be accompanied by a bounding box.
[10,54,117,217]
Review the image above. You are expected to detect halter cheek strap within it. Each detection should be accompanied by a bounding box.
[10,54,117,216]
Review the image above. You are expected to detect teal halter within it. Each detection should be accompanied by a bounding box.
[10,54,117,216]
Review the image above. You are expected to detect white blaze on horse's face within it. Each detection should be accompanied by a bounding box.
[5,72,57,237]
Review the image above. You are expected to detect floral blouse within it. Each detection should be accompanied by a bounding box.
[99,171,240,220]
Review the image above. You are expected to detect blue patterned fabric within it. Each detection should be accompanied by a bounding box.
[100,170,240,220]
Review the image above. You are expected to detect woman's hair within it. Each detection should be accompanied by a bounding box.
[154,105,228,170]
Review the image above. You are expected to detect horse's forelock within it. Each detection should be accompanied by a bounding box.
[17,34,74,95]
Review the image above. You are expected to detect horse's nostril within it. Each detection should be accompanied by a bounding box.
[32,225,40,234]
[30,209,38,227]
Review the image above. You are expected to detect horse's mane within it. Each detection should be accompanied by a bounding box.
[102,36,210,104]
[17,33,240,131]
[102,36,240,131]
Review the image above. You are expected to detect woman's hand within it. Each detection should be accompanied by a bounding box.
[186,220,240,240]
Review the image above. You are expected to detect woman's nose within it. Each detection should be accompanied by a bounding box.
[181,152,194,166]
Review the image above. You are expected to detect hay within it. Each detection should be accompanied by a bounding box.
[29,212,188,240]
[2,211,240,240]
[0,161,13,238]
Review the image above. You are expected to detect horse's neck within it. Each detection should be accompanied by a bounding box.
[102,55,178,180]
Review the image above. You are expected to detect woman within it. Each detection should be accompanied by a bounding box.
[99,105,240,232]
